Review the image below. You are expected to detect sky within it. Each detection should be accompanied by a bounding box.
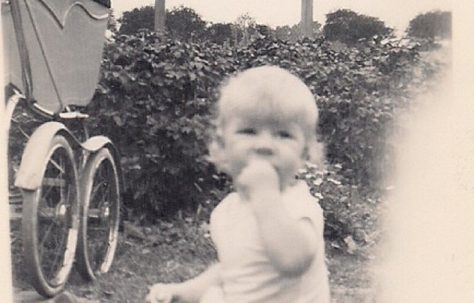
[113,0,452,34]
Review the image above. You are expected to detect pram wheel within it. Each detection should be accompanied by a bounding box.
[21,134,80,297]
[76,147,120,280]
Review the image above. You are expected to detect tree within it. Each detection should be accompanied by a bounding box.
[118,5,207,42]
[254,24,272,38]
[406,10,451,40]
[274,24,300,42]
[234,13,256,45]
[166,6,207,41]
[205,23,233,45]
[323,9,392,45]
[118,6,155,35]
[274,21,321,41]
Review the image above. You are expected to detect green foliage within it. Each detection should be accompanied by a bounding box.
[406,10,451,40]
[88,32,444,248]
[118,6,207,42]
[88,32,236,216]
[254,24,272,37]
[298,163,380,252]
[117,5,324,45]
[323,9,393,45]
[165,6,207,42]
[274,22,322,42]
[107,10,118,33]
[205,23,233,45]
[273,24,301,42]
[118,6,156,35]
[313,39,422,187]
[232,13,257,45]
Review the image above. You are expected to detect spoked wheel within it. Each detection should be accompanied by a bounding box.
[22,134,80,298]
[76,147,120,280]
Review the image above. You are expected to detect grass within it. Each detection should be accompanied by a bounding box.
[12,217,375,303]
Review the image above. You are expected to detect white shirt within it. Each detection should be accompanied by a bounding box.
[209,181,330,303]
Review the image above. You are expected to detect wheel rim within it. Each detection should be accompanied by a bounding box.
[85,152,119,275]
[34,142,78,287]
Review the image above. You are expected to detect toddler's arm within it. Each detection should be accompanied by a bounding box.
[146,263,221,303]
[237,160,317,277]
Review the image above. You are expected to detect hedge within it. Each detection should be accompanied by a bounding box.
[86,32,444,247]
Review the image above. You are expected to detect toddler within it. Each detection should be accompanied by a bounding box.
[146,66,330,303]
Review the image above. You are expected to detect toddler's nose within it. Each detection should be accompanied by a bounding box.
[253,132,275,156]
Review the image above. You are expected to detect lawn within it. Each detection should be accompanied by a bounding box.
[12,218,375,302]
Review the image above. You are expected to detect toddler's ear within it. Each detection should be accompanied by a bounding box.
[215,130,225,147]
[207,133,231,175]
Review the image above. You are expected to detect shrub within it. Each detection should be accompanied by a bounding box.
[297,163,381,253]
[87,32,444,246]
[407,10,451,40]
[87,32,236,216]
[323,9,393,45]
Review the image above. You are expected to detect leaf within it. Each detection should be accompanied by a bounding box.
[173,50,182,58]
[103,290,114,296]
[313,178,324,186]
[344,236,358,254]
[90,32,437,240]
[123,221,147,240]
[328,178,342,185]
[113,115,124,126]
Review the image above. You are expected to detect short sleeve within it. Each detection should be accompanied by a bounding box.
[283,182,325,235]
[209,193,237,250]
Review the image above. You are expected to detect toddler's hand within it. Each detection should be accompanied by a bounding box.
[236,158,279,200]
[145,283,178,303]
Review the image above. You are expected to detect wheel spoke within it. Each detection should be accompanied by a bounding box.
[92,180,108,207]
[49,158,65,174]
[40,182,55,201]
[47,226,67,279]
[38,222,56,261]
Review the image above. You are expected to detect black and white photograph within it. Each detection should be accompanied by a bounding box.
[1,0,473,302]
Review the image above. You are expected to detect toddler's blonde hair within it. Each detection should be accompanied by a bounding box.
[209,65,324,171]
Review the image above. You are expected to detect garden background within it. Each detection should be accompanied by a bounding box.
[11,6,451,302]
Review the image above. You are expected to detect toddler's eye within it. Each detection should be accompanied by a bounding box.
[277,131,293,139]
[238,128,256,135]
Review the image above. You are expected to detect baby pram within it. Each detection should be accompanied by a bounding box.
[3,0,121,298]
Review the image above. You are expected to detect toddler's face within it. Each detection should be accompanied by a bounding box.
[221,115,306,189]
